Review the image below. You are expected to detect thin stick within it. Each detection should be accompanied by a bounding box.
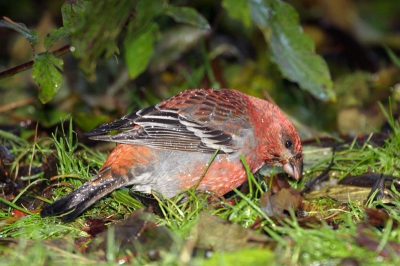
[0,44,71,80]
[0,98,36,113]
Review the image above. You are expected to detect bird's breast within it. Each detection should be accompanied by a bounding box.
[103,144,258,197]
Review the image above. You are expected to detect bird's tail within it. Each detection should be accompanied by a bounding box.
[40,166,124,221]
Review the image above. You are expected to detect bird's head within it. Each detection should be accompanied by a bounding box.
[252,102,303,180]
[278,132,303,180]
[273,115,303,180]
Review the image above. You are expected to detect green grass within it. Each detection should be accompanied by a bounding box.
[1,118,400,265]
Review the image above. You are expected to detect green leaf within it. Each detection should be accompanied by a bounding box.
[222,0,252,28]
[68,0,137,80]
[124,23,158,79]
[44,27,70,50]
[0,18,38,45]
[32,53,63,104]
[248,0,335,101]
[61,0,86,28]
[135,0,164,29]
[165,6,210,30]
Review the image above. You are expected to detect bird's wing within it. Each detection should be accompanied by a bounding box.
[85,89,252,154]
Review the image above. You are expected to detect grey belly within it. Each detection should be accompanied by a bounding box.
[126,149,237,197]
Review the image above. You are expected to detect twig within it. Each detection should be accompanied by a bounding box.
[301,153,335,195]
[3,16,36,55]
[261,90,276,104]
[0,98,36,113]
[0,44,71,80]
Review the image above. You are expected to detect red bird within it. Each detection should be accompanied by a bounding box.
[41,89,303,220]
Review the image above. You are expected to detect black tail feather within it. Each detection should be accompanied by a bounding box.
[41,168,124,221]
[40,186,100,221]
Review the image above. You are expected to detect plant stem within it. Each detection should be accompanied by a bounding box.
[0,44,71,80]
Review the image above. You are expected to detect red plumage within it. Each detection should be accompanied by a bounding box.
[41,89,303,220]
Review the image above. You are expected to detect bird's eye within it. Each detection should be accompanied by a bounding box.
[285,140,292,149]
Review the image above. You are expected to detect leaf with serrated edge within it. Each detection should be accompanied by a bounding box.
[68,0,136,79]
[44,27,70,50]
[249,0,335,101]
[61,0,85,28]
[32,53,63,104]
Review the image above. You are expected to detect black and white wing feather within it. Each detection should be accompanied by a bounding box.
[85,106,234,154]
[85,89,253,154]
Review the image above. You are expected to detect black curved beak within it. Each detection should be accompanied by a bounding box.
[282,158,303,180]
